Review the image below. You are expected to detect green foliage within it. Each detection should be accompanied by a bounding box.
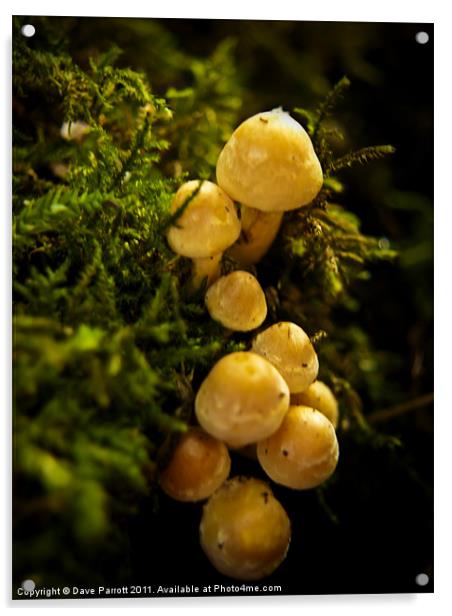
[328,145,396,174]
[285,202,397,304]
[13,17,402,587]
[163,38,243,177]
[295,75,350,142]
[283,88,397,314]
[295,77,394,175]
[12,18,245,584]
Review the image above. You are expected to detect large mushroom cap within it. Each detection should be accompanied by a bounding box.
[216,108,323,212]
[167,180,241,258]
[159,427,231,502]
[205,270,267,331]
[251,321,319,393]
[291,380,339,428]
[257,405,339,490]
[195,351,290,448]
[199,476,291,580]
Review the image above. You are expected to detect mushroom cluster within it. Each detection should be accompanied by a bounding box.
[161,109,341,581]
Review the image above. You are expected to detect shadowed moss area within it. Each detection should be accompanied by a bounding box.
[13,16,432,594]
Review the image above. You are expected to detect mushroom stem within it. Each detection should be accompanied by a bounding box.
[192,253,222,290]
[228,206,283,265]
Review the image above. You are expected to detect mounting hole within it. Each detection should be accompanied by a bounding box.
[21,24,36,38]
[21,579,36,592]
[415,573,429,586]
[415,31,429,45]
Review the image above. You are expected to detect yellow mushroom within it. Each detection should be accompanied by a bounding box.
[166,180,241,288]
[60,120,90,142]
[251,321,319,393]
[205,270,267,331]
[159,427,230,502]
[200,477,291,580]
[216,108,323,213]
[195,352,289,448]
[257,405,339,490]
[291,380,339,428]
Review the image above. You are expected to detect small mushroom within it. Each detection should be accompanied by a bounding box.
[199,477,291,580]
[205,270,267,331]
[251,321,319,393]
[291,380,339,428]
[195,351,290,448]
[216,108,323,213]
[228,206,283,265]
[60,120,90,142]
[166,180,241,288]
[159,427,231,502]
[257,405,339,490]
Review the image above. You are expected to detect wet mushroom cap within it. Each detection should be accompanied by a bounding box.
[257,405,339,490]
[205,270,268,331]
[166,180,241,258]
[195,352,290,448]
[159,427,231,502]
[251,321,319,393]
[199,477,291,580]
[291,380,339,428]
[216,108,323,212]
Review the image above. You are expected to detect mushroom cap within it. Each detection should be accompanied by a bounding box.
[251,321,319,393]
[257,405,339,490]
[205,270,268,331]
[159,427,231,502]
[195,351,290,448]
[291,380,339,428]
[199,476,291,580]
[167,180,241,258]
[216,108,323,212]
[60,120,90,141]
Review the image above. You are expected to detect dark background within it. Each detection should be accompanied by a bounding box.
[14,18,433,596]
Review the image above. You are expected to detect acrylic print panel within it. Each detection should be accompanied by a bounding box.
[12,16,433,599]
